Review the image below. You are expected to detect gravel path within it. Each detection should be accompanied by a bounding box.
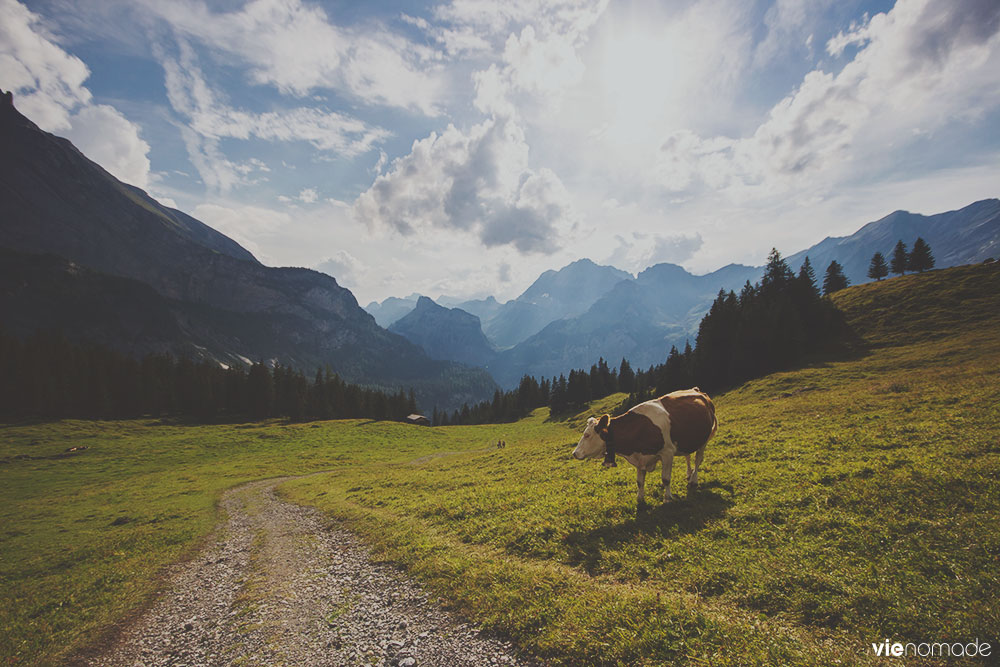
[90,477,535,667]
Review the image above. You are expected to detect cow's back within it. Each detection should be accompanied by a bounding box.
[658,389,716,455]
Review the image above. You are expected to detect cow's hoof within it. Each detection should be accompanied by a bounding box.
[636,499,648,511]
[687,481,698,492]
[602,461,617,468]
[663,493,674,503]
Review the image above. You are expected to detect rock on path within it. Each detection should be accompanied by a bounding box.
[89,477,535,666]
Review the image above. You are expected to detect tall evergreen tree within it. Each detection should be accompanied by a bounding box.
[618,358,635,392]
[867,252,889,281]
[823,260,850,295]
[797,256,818,293]
[907,237,935,273]
[761,248,794,293]
[890,240,909,276]
[247,362,274,418]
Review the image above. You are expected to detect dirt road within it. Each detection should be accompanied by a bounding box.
[89,477,533,666]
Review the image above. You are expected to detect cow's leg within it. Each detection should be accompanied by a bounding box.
[636,468,647,507]
[661,449,676,502]
[688,445,706,489]
[685,454,692,481]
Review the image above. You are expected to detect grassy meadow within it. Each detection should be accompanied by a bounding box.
[2,262,999,665]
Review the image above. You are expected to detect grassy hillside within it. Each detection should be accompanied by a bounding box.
[0,419,564,664]
[281,262,1000,665]
[2,262,998,665]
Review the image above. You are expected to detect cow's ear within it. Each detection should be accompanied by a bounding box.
[597,414,610,430]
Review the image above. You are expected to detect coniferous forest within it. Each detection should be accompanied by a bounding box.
[2,248,861,426]
[0,331,416,422]
[440,249,855,425]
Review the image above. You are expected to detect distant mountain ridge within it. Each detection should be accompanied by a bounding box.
[489,262,761,387]
[483,259,632,349]
[0,92,497,412]
[364,259,631,345]
[365,294,423,328]
[389,297,496,368]
[786,200,1000,287]
[369,200,999,390]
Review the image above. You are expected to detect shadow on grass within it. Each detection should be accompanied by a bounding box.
[563,480,735,575]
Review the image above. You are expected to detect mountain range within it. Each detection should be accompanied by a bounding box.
[4,88,997,404]
[370,200,999,388]
[785,201,1000,286]
[389,297,496,368]
[0,92,497,412]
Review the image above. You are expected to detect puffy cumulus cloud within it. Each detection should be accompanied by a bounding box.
[315,250,364,289]
[1,0,151,188]
[65,104,151,189]
[604,229,703,272]
[653,0,1000,198]
[473,24,587,115]
[0,0,91,130]
[480,168,573,252]
[298,188,318,204]
[143,0,444,115]
[431,0,608,44]
[353,115,573,254]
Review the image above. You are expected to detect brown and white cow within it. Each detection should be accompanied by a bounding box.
[572,388,717,504]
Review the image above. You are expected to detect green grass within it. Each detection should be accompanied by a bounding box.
[0,419,535,664]
[3,262,999,665]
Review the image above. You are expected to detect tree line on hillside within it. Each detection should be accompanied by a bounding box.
[816,237,936,296]
[0,331,416,422]
[439,249,855,425]
[867,237,935,282]
[8,242,914,426]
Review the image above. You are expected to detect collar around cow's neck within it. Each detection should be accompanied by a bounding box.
[599,424,616,467]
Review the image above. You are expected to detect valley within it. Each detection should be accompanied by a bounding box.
[3,263,998,665]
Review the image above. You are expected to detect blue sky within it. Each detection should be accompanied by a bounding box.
[3,0,999,304]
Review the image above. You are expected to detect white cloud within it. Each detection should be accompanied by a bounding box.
[298,188,317,204]
[432,0,608,42]
[598,198,704,271]
[315,250,364,288]
[652,0,1000,199]
[161,43,387,193]
[0,0,90,130]
[353,115,574,254]
[0,0,151,188]
[753,0,835,67]
[65,104,151,188]
[192,202,292,261]
[143,0,445,115]
[162,44,388,155]
[473,24,587,115]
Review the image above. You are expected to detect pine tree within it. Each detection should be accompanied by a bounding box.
[247,362,274,418]
[761,248,794,293]
[798,256,818,293]
[867,252,889,281]
[890,240,908,276]
[823,260,849,295]
[618,358,635,392]
[907,237,935,273]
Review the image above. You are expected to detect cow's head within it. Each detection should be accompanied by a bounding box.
[573,414,610,460]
